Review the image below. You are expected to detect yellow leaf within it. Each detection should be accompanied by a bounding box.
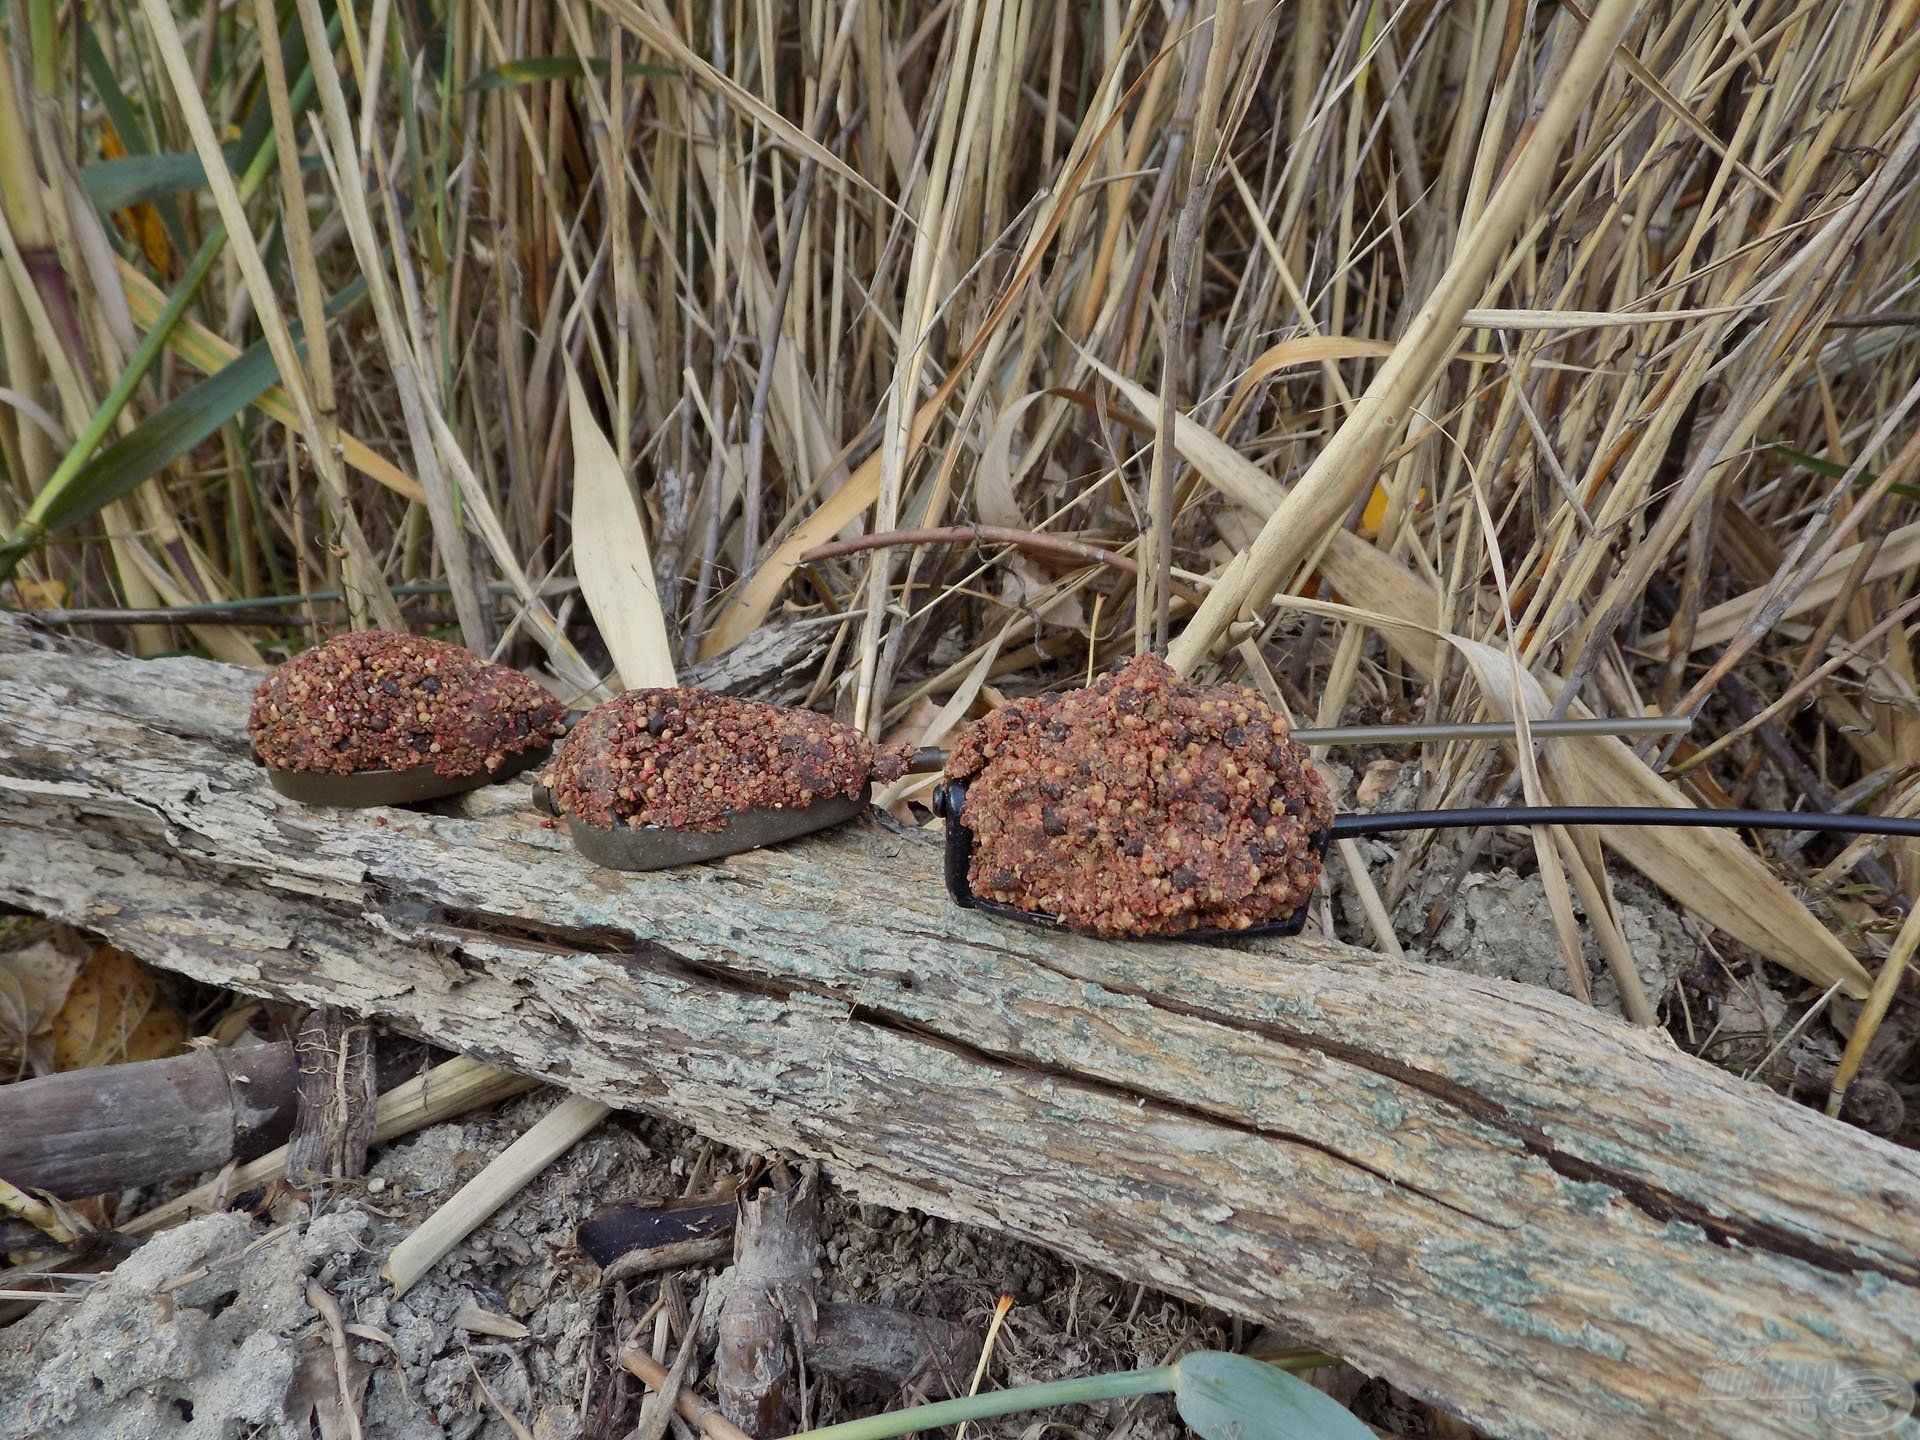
[565,363,677,690]
[1359,483,1389,539]
[98,121,173,274]
[3,577,66,610]
[50,946,187,1070]
[0,937,83,1077]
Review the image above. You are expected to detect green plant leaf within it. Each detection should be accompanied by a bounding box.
[34,278,369,539]
[80,152,226,209]
[1174,1352,1372,1440]
[81,150,325,211]
[80,21,190,258]
[467,56,675,91]
[1768,444,1920,502]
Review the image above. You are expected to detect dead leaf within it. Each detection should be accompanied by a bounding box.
[0,939,83,1078]
[51,945,187,1071]
[566,363,677,691]
[454,1296,532,1339]
[1356,760,1407,809]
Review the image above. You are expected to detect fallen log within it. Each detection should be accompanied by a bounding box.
[1,614,1916,1440]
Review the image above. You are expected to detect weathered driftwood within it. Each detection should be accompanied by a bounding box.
[1,615,1917,1440]
[0,1039,295,1197]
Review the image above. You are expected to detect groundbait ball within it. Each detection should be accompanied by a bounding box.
[944,654,1334,937]
[540,688,909,833]
[250,631,568,781]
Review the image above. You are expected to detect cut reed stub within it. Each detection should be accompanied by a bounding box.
[250,631,568,809]
[537,687,908,871]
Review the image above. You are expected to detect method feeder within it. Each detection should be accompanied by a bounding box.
[532,710,1693,875]
[929,783,1920,941]
[249,631,568,807]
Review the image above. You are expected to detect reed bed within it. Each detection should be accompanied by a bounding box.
[2,0,1918,1097]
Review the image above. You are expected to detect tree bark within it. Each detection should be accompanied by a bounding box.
[1,615,1916,1440]
[286,1006,378,1184]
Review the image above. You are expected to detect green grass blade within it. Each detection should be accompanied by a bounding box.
[787,1367,1174,1440]
[80,150,325,210]
[1768,444,1920,502]
[466,55,675,91]
[27,278,371,541]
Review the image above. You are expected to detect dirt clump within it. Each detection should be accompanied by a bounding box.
[542,688,908,832]
[250,632,567,780]
[945,655,1333,936]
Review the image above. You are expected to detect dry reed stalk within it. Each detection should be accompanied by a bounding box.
[0,0,1912,1209]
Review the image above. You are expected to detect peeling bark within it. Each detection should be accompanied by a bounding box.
[717,1162,820,1435]
[286,1007,377,1184]
[1,615,1917,1440]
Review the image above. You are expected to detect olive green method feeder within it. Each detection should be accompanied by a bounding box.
[262,743,552,808]
[532,778,873,871]
[249,630,569,811]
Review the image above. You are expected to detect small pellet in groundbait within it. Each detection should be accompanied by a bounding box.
[944,654,1334,937]
[250,631,568,779]
[541,688,908,833]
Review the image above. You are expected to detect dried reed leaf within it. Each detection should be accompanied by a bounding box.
[1342,557,1873,999]
[566,364,676,690]
[1648,518,1920,653]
